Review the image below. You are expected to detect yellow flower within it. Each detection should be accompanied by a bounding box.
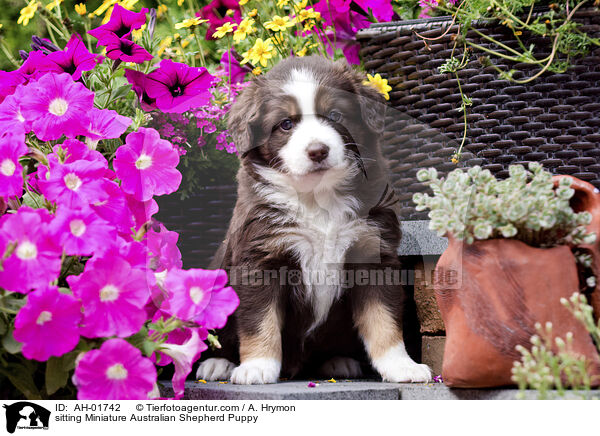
[451,157,459,164]
[45,0,63,11]
[296,7,319,22]
[177,0,184,5]
[276,0,289,7]
[157,36,172,56]
[131,23,146,40]
[94,0,117,16]
[264,15,295,32]
[74,3,86,15]
[363,73,392,100]
[181,36,193,48]
[212,22,235,38]
[242,38,275,67]
[119,0,138,10]
[248,8,257,17]
[18,0,39,26]
[233,17,255,43]
[239,0,249,4]
[175,17,207,29]
[252,67,262,75]
[157,4,167,18]
[296,46,307,57]
[225,9,234,16]
[294,0,308,10]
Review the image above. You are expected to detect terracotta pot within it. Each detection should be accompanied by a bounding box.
[553,175,600,320]
[434,237,600,388]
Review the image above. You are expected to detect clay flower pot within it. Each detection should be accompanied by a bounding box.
[433,175,600,388]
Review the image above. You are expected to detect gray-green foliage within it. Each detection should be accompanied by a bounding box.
[413,163,596,247]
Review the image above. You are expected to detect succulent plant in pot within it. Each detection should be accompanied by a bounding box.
[413,163,600,388]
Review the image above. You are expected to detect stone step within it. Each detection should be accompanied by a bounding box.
[160,380,599,400]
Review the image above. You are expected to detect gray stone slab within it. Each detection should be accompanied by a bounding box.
[398,220,447,256]
[161,380,600,400]
[162,380,401,400]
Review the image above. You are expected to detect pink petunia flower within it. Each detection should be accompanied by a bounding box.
[20,72,94,141]
[158,328,208,400]
[0,207,62,293]
[74,338,157,400]
[146,222,182,272]
[0,70,24,104]
[91,179,135,235]
[104,34,153,64]
[124,69,158,111]
[49,206,116,256]
[198,0,242,40]
[0,134,28,198]
[113,127,181,201]
[38,159,107,208]
[17,51,62,83]
[0,84,32,137]
[88,4,148,43]
[84,108,132,143]
[47,34,104,80]
[194,283,239,329]
[143,60,216,113]
[219,50,251,84]
[67,256,150,338]
[161,268,228,322]
[13,286,82,361]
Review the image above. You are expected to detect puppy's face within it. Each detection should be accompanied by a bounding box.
[229,57,385,191]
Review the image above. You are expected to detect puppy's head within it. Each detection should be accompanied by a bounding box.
[228,56,385,191]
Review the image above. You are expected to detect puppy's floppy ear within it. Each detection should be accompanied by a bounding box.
[227,78,263,156]
[335,59,386,134]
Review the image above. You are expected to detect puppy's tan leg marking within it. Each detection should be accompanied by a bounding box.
[354,299,431,383]
[231,305,282,384]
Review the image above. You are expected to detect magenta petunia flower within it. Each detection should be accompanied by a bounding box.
[0,70,24,104]
[146,222,182,272]
[124,69,158,111]
[20,72,94,141]
[88,4,148,43]
[49,206,116,256]
[13,286,82,361]
[104,34,153,64]
[354,0,394,22]
[219,50,251,84]
[0,134,28,198]
[67,256,150,338]
[47,34,104,80]
[198,0,242,40]
[158,328,208,399]
[74,338,157,400]
[113,127,181,201]
[161,268,228,322]
[143,60,216,113]
[38,159,107,208]
[91,179,135,235]
[17,51,63,83]
[194,283,239,329]
[0,207,62,294]
[0,84,32,137]
[126,193,159,231]
[84,108,132,142]
[54,138,109,168]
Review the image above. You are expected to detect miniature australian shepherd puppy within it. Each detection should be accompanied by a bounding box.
[196,55,431,384]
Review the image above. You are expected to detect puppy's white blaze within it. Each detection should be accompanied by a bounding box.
[370,342,432,383]
[230,358,281,385]
[280,68,346,177]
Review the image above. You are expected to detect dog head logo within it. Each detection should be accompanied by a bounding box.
[3,402,50,433]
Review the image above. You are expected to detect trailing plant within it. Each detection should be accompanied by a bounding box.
[511,292,600,399]
[413,163,596,247]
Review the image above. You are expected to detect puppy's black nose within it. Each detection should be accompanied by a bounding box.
[307,143,329,163]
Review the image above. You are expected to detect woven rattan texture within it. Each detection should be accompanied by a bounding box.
[358,10,600,220]
[156,185,237,268]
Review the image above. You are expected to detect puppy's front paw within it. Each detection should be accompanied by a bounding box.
[196,358,236,381]
[319,357,363,378]
[230,358,281,384]
[378,359,432,383]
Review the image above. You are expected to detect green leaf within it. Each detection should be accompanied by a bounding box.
[2,325,23,354]
[45,352,77,396]
[0,364,42,400]
[142,340,158,357]
[22,191,44,209]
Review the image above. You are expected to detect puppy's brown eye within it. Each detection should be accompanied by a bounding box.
[280,118,294,131]
[328,110,343,123]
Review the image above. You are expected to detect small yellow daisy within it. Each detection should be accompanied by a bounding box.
[264,15,295,32]
[233,17,255,43]
[18,0,40,26]
[74,2,86,15]
[363,73,393,100]
[212,21,235,38]
[175,17,208,29]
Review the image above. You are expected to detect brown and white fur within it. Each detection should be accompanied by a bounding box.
[196,56,431,384]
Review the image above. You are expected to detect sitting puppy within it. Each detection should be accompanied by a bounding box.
[196,56,431,384]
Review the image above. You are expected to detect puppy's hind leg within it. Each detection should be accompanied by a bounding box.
[353,294,431,383]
